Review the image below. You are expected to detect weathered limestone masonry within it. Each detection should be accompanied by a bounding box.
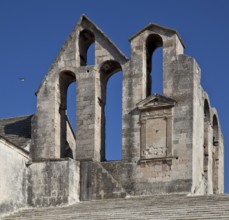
[0,15,224,216]
[0,136,28,215]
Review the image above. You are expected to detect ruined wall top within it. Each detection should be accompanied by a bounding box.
[30,15,223,196]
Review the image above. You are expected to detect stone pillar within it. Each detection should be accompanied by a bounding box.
[122,40,143,162]
[75,66,98,161]
[31,69,61,160]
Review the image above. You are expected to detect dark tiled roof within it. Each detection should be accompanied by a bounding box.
[0,115,32,150]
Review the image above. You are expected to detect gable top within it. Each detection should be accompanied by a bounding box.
[80,15,128,60]
[129,23,185,48]
[36,15,128,95]
[56,14,128,63]
[137,94,176,110]
[53,15,129,68]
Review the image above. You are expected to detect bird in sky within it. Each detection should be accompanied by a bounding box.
[19,77,25,82]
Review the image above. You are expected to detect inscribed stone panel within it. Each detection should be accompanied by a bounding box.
[144,117,167,158]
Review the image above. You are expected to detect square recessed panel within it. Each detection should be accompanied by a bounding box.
[144,118,167,158]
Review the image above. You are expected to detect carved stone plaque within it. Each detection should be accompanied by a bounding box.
[143,118,167,158]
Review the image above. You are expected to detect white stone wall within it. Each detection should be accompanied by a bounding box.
[0,138,29,216]
[191,61,205,195]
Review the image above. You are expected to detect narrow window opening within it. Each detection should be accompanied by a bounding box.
[213,115,219,146]
[87,42,95,65]
[204,100,210,122]
[145,34,163,97]
[79,29,95,66]
[59,72,76,159]
[212,115,219,194]
[151,47,163,95]
[67,82,77,133]
[105,71,122,161]
[203,100,210,193]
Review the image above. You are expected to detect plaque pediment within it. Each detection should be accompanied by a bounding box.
[137,94,176,110]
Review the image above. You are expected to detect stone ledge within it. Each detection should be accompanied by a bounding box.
[138,156,176,165]
[31,158,74,163]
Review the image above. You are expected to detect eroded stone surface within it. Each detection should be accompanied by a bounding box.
[0,15,224,216]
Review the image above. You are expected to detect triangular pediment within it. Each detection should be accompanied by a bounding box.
[47,14,128,69]
[129,22,185,48]
[52,15,128,67]
[36,15,128,95]
[137,94,176,110]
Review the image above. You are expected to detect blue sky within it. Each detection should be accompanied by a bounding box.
[0,0,228,192]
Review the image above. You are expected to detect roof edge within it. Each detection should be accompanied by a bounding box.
[0,114,33,121]
[81,15,128,61]
[0,135,30,158]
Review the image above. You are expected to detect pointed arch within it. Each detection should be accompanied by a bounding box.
[99,60,122,161]
[79,29,95,66]
[204,100,211,122]
[145,34,163,96]
[59,71,76,159]
[213,115,219,146]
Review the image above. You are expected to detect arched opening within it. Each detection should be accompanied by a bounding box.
[87,42,95,65]
[105,72,122,160]
[59,71,76,159]
[67,82,77,132]
[151,47,163,95]
[145,34,163,96]
[204,100,211,120]
[203,100,210,193]
[79,29,95,66]
[212,114,219,194]
[213,115,219,146]
[100,60,122,161]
